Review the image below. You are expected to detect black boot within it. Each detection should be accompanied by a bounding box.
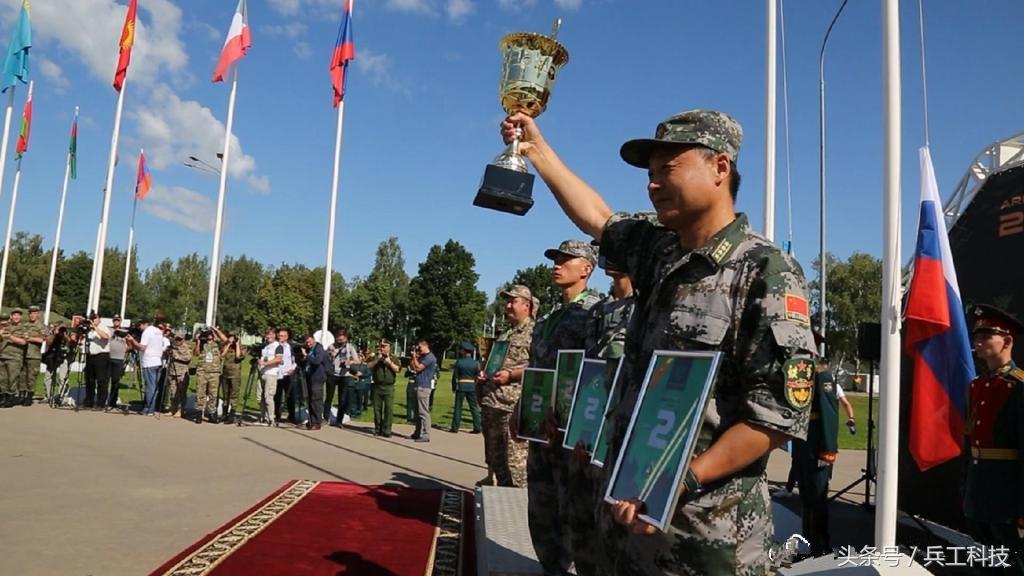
[0,393,9,408]
[194,412,203,424]
[21,391,32,406]
[3,393,18,408]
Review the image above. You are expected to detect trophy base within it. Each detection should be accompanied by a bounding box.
[474,164,535,216]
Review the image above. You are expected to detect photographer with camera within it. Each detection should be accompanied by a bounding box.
[77,312,110,410]
[192,325,223,424]
[163,332,192,417]
[408,339,438,443]
[217,328,245,425]
[105,315,129,410]
[42,321,74,404]
[367,339,400,436]
[301,335,327,430]
[325,329,360,426]
[257,328,289,426]
[130,316,167,416]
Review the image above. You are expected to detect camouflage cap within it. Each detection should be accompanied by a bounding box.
[619,109,743,168]
[544,239,597,265]
[10,308,22,315]
[0,313,8,321]
[500,284,533,301]
[28,305,40,312]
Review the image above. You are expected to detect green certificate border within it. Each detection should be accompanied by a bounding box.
[516,368,555,443]
[483,340,510,378]
[554,349,585,431]
[562,358,608,454]
[603,350,721,532]
[590,359,624,468]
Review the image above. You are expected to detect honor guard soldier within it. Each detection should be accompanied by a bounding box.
[500,109,818,575]
[964,304,1024,573]
[1,309,27,407]
[20,306,46,405]
[526,240,601,576]
[450,341,482,433]
[477,284,535,488]
[793,333,839,557]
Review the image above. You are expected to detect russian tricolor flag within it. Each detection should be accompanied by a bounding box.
[905,147,976,472]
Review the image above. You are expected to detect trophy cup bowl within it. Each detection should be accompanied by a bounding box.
[474,20,569,216]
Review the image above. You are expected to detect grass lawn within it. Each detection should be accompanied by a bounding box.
[838,394,880,451]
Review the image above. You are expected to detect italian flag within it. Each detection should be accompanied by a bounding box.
[212,0,251,83]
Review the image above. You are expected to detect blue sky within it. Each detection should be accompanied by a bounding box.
[2,0,1023,303]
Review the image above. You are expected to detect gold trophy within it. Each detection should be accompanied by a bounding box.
[474,19,569,216]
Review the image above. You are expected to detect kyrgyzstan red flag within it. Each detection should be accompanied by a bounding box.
[14,80,32,158]
[135,150,151,200]
[212,0,252,82]
[330,0,355,107]
[113,0,137,92]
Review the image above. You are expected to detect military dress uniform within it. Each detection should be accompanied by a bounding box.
[195,339,223,422]
[964,305,1024,573]
[479,285,535,488]
[526,240,602,576]
[21,306,46,404]
[167,338,192,415]
[793,364,839,556]
[450,342,482,433]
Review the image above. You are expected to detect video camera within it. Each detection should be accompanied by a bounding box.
[194,324,215,341]
[72,312,98,336]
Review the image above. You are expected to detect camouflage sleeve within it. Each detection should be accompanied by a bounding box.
[585,298,606,357]
[502,321,533,372]
[599,212,667,295]
[736,248,817,440]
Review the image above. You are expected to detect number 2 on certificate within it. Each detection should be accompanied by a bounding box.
[647,408,676,449]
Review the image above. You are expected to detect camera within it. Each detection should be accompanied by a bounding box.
[195,325,214,341]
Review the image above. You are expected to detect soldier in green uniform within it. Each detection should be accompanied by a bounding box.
[477,284,536,487]
[20,306,46,405]
[964,304,1024,573]
[450,342,481,433]
[217,328,245,424]
[367,339,400,436]
[1,309,27,408]
[793,342,839,557]
[166,333,192,416]
[525,240,602,576]
[0,312,12,407]
[193,329,223,423]
[501,109,817,575]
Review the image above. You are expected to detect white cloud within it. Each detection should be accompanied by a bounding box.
[267,0,339,17]
[498,0,537,11]
[294,41,314,59]
[554,0,583,10]
[2,0,190,88]
[261,22,308,39]
[38,57,70,94]
[355,48,393,86]
[141,185,215,232]
[446,0,474,22]
[387,0,433,14]
[129,84,270,194]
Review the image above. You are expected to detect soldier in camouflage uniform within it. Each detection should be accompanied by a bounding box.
[166,333,192,416]
[20,306,47,405]
[526,240,602,576]
[477,284,535,488]
[0,313,13,407]
[571,251,635,576]
[194,330,223,423]
[1,309,27,408]
[501,109,816,575]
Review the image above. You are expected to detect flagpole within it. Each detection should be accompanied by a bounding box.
[206,67,238,326]
[44,108,76,326]
[0,89,15,225]
[91,78,128,315]
[321,100,347,340]
[762,0,776,241]
[0,156,24,310]
[119,188,139,319]
[876,0,902,549]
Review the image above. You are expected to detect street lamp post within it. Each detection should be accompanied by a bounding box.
[183,154,226,324]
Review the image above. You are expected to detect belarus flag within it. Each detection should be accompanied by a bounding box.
[212,0,251,83]
[14,79,31,158]
[905,146,976,471]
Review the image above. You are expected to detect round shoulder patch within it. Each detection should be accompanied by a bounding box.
[783,358,815,411]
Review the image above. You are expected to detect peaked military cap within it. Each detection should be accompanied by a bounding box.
[970,304,1023,337]
[620,109,743,168]
[543,239,597,265]
[28,305,40,312]
[461,341,475,352]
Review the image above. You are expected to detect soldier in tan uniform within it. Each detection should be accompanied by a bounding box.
[166,333,192,417]
[476,284,535,487]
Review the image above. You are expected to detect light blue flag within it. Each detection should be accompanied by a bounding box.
[1,1,31,93]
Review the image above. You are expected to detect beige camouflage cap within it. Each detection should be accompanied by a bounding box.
[544,239,597,265]
[500,284,533,300]
[620,109,743,168]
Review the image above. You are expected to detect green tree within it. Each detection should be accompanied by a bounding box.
[0,232,48,310]
[247,264,322,336]
[340,237,409,345]
[508,264,559,317]
[96,246,147,319]
[143,254,209,330]
[808,252,883,366]
[218,255,264,332]
[408,240,488,357]
[53,250,92,319]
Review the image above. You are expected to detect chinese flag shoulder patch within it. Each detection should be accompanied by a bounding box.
[785,294,810,325]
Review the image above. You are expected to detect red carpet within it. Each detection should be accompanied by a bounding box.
[150,480,471,576]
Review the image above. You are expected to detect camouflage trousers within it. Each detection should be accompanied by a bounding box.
[221,374,241,414]
[0,357,22,394]
[481,406,527,487]
[195,371,220,416]
[567,457,607,576]
[20,357,39,394]
[166,371,189,415]
[599,473,775,576]
[527,442,573,576]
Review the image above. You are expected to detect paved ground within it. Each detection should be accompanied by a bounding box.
[0,403,878,576]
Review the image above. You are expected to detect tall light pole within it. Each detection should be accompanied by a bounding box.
[818,0,849,355]
[184,154,225,324]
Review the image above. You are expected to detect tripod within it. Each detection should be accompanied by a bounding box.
[237,358,261,427]
[51,336,89,411]
[830,358,877,508]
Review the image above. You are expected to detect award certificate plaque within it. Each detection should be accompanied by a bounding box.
[591,360,624,467]
[554,349,584,431]
[562,358,608,454]
[516,367,555,443]
[483,340,510,378]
